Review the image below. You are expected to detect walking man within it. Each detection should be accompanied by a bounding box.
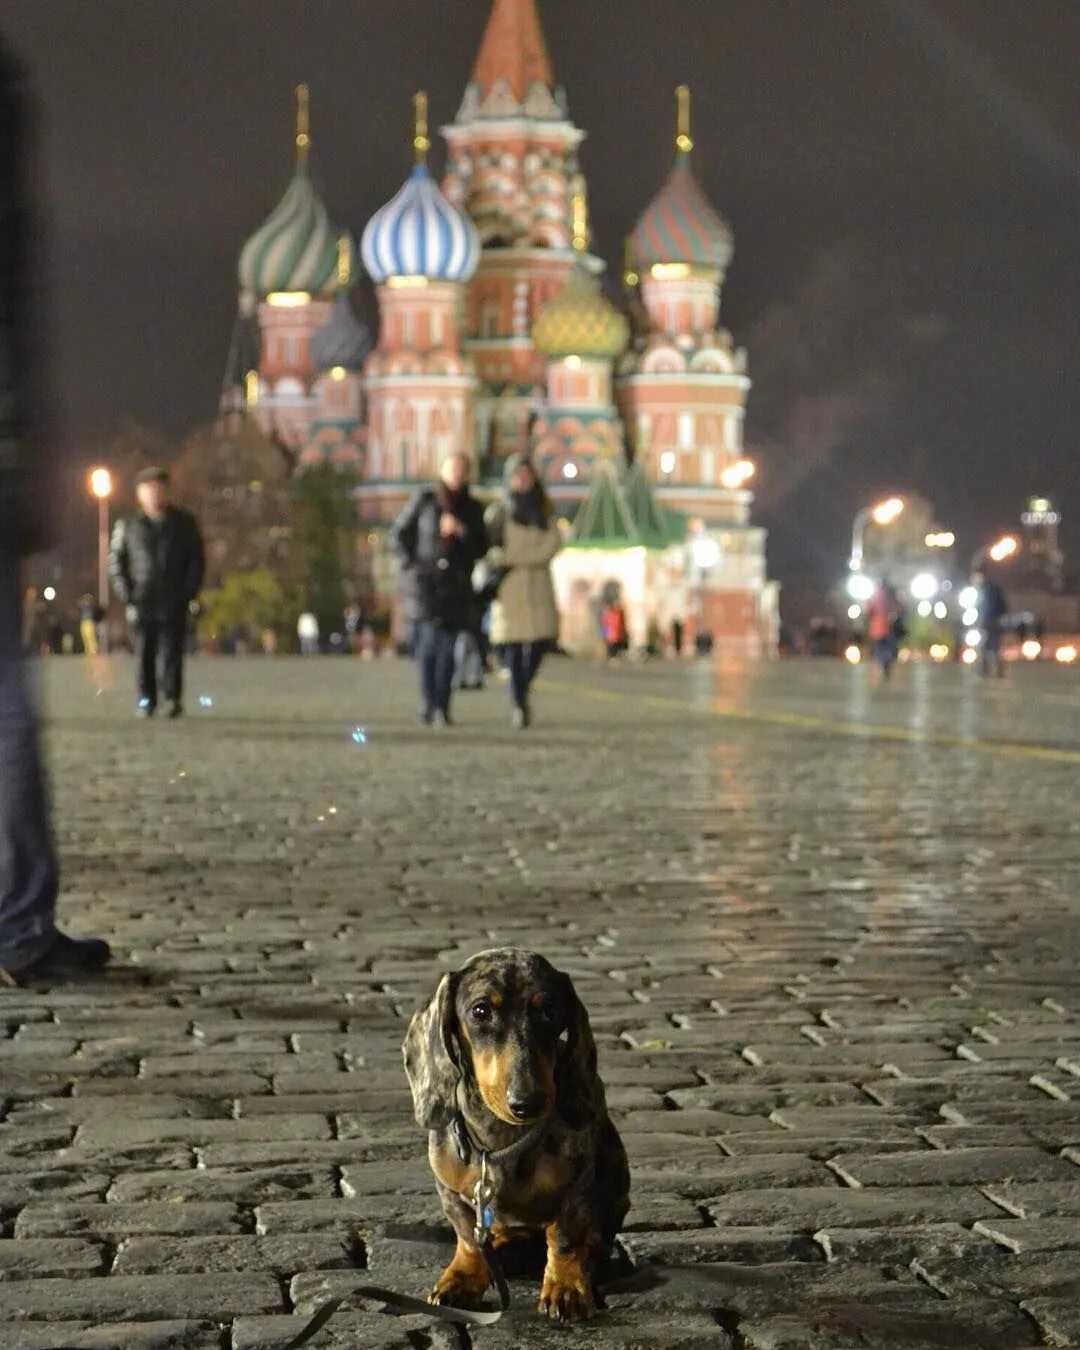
[1,36,110,982]
[108,467,204,718]
[390,451,487,726]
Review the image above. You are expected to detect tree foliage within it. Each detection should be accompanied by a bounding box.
[286,464,360,636]
[197,567,289,647]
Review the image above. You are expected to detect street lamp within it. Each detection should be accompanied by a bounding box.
[971,533,1018,572]
[850,496,903,571]
[89,467,113,652]
[720,458,755,490]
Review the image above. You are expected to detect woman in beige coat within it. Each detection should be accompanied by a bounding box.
[485,457,561,728]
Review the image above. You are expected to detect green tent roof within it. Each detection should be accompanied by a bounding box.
[568,459,686,550]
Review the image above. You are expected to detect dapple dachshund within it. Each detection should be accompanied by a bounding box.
[403,948,630,1322]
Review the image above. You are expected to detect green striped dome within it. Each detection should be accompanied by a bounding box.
[631,153,732,271]
[532,265,629,362]
[238,170,355,299]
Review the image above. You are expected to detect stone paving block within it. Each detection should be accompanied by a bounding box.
[74,1114,333,1149]
[827,1144,1074,1187]
[973,1215,1080,1253]
[812,1222,988,1265]
[0,1237,106,1279]
[0,1273,282,1320]
[913,1250,1080,1301]
[230,1311,436,1349]
[623,1226,821,1266]
[979,1180,1080,1217]
[704,1184,1000,1228]
[108,1165,336,1205]
[0,1170,110,1210]
[5,1322,220,1349]
[14,1202,243,1239]
[1020,1297,1080,1349]
[113,1233,357,1274]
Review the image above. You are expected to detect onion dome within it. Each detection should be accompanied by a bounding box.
[630,86,732,273]
[361,93,480,284]
[532,190,628,361]
[532,265,629,362]
[310,295,372,372]
[238,85,356,299]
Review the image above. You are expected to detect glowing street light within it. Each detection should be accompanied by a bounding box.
[720,458,755,490]
[925,530,955,548]
[850,495,904,571]
[89,466,113,652]
[971,533,1019,572]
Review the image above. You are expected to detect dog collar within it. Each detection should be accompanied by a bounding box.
[450,1108,551,1171]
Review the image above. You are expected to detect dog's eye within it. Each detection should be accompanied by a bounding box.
[470,1001,493,1023]
[536,1003,558,1025]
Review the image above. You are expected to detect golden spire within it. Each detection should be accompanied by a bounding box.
[623,237,639,290]
[413,91,430,166]
[571,191,589,253]
[295,83,310,169]
[337,235,352,288]
[676,84,693,155]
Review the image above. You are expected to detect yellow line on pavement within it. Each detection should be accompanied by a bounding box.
[540,679,1080,764]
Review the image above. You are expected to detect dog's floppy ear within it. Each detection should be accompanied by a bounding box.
[555,970,600,1130]
[402,972,461,1129]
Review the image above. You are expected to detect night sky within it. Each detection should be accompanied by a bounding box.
[3,0,1078,591]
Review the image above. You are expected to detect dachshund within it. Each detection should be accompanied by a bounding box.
[403,948,630,1322]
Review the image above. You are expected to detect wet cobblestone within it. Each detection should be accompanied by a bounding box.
[1,655,1078,1348]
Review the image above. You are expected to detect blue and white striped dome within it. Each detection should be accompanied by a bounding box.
[361,165,480,284]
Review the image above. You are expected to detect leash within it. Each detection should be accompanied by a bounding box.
[276,1150,513,1348]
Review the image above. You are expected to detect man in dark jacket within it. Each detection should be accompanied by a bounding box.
[0,38,110,983]
[109,467,205,718]
[389,451,487,725]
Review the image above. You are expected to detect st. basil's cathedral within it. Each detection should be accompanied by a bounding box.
[221,0,777,653]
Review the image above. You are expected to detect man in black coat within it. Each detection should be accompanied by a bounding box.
[0,38,110,982]
[389,452,487,725]
[108,467,205,718]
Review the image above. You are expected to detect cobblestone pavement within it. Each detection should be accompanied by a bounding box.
[2,655,1079,1349]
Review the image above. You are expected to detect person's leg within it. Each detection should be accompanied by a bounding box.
[161,611,187,712]
[136,617,159,711]
[434,627,457,717]
[0,552,59,972]
[415,620,437,720]
[506,642,527,710]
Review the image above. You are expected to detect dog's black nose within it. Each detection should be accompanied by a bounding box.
[507,1092,546,1121]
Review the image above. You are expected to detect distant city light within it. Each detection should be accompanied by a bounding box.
[925,531,955,548]
[89,467,113,499]
[267,291,312,307]
[43,586,56,602]
[933,601,948,620]
[1055,645,1077,665]
[959,585,978,609]
[720,458,755,490]
[988,535,1018,563]
[916,600,932,617]
[329,366,347,381]
[562,463,579,480]
[691,536,722,569]
[929,644,949,662]
[847,604,862,620]
[844,644,862,664]
[871,497,904,526]
[847,573,875,602]
[962,648,978,665]
[659,451,677,475]
[564,355,582,370]
[965,629,982,647]
[910,572,939,600]
[962,607,979,627]
[1021,640,1041,660]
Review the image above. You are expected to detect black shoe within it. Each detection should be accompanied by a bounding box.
[137,701,155,718]
[166,701,183,719]
[1,932,111,986]
[418,708,434,726]
[511,705,531,730]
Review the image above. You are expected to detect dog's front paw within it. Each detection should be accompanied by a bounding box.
[537,1259,595,1322]
[430,1258,490,1309]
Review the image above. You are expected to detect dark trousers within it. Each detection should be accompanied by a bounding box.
[416,620,457,715]
[0,551,59,971]
[506,641,546,711]
[136,612,187,708]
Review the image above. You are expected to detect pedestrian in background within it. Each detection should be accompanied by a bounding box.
[866,577,902,681]
[973,568,1008,679]
[390,451,487,726]
[108,467,205,718]
[0,37,110,982]
[77,593,100,655]
[485,456,560,728]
